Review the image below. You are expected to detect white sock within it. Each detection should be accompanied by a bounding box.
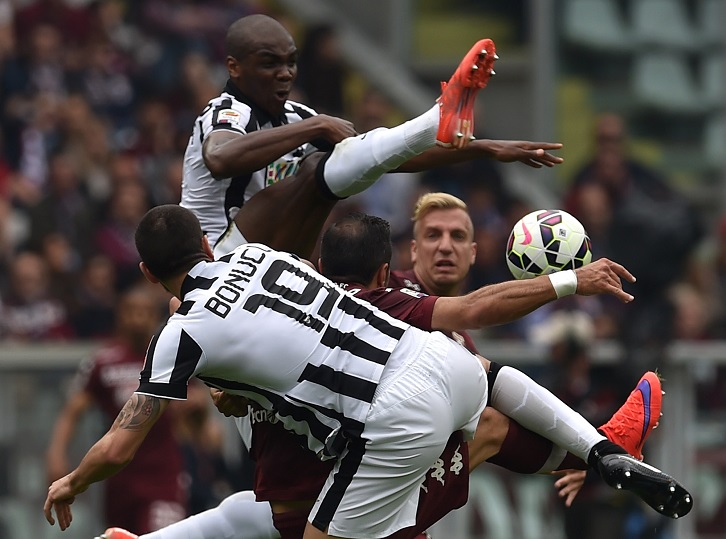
[141,491,279,539]
[489,366,606,461]
[322,104,439,197]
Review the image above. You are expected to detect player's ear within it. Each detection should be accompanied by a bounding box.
[470,241,477,265]
[202,235,214,259]
[139,262,160,284]
[376,263,390,288]
[226,55,241,79]
[410,239,417,264]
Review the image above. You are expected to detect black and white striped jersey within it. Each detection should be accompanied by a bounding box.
[181,80,322,246]
[137,243,421,459]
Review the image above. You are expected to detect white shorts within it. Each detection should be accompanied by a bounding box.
[309,330,488,538]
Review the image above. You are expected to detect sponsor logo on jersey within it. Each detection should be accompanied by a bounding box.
[266,156,302,186]
[249,407,279,425]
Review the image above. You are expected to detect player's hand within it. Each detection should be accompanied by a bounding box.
[44,475,81,530]
[552,469,587,507]
[313,115,357,144]
[574,258,636,303]
[488,140,564,168]
[210,388,250,417]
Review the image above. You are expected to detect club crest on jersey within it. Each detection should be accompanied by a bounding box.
[266,156,301,186]
[217,109,241,126]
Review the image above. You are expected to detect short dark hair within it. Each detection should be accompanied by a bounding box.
[135,205,208,281]
[320,213,392,285]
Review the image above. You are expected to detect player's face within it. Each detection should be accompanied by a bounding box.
[411,208,476,296]
[231,33,298,117]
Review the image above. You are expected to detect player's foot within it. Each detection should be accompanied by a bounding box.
[599,371,663,460]
[95,528,138,539]
[596,454,692,519]
[436,39,497,149]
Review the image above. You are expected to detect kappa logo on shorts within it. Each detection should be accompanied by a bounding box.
[430,459,446,485]
[425,444,465,489]
[450,445,464,475]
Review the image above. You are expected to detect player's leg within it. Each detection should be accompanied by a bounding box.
[229,152,337,257]
[97,491,279,539]
[482,361,691,518]
[317,40,495,199]
[475,372,664,473]
[230,39,496,258]
[305,332,488,539]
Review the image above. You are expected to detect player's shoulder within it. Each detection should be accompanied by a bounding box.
[285,99,317,117]
[200,92,253,118]
[388,269,425,293]
[356,285,429,303]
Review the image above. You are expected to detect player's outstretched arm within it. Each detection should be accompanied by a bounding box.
[44,394,170,531]
[46,390,94,484]
[203,115,356,178]
[394,139,563,172]
[430,258,636,331]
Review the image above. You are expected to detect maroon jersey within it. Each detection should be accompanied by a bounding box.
[388,269,479,354]
[388,268,425,293]
[75,340,186,532]
[250,284,471,535]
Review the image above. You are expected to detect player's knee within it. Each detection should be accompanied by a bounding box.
[469,407,510,470]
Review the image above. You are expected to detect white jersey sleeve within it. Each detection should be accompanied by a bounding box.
[137,323,205,400]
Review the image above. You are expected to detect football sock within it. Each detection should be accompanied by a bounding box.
[587,439,629,473]
[140,491,279,539]
[320,104,439,198]
[488,365,606,462]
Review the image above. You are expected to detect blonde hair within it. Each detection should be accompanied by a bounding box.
[411,192,468,223]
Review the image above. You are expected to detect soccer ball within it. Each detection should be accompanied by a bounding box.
[506,209,592,280]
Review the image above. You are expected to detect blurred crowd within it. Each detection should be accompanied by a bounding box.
[1,0,725,400]
[0,0,253,340]
[1,0,724,536]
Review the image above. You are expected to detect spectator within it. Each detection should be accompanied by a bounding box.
[296,23,347,116]
[565,113,703,369]
[71,253,118,339]
[26,150,95,260]
[78,38,135,136]
[14,0,93,51]
[0,250,72,340]
[94,180,150,290]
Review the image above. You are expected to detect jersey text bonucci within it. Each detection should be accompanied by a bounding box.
[138,243,420,459]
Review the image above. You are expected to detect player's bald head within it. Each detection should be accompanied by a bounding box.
[226,14,294,60]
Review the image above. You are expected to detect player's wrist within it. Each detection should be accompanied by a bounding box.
[548,270,577,298]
